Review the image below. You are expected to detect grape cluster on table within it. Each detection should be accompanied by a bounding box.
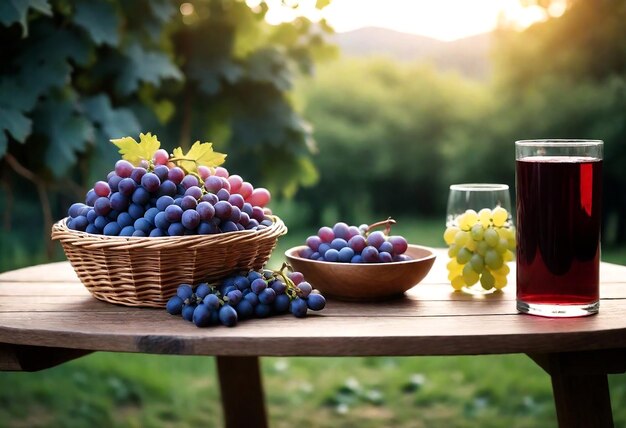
[166,267,326,327]
[66,149,273,236]
[300,221,411,263]
[444,207,516,291]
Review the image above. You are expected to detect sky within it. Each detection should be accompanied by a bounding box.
[258,0,565,41]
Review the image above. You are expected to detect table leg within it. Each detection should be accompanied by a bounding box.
[216,356,268,428]
[528,350,626,428]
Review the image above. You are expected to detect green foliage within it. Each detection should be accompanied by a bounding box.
[295,58,488,222]
[0,0,334,271]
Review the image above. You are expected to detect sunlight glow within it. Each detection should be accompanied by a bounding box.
[252,0,566,41]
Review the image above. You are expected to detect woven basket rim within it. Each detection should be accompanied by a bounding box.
[51,215,287,250]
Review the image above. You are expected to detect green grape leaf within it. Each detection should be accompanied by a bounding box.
[116,42,183,96]
[32,92,95,177]
[73,0,120,46]
[0,106,32,143]
[82,95,140,138]
[111,133,161,165]
[188,58,244,95]
[172,142,226,174]
[246,48,292,91]
[0,0,52,35]
[149,0,177,22]
[0,77,39,112]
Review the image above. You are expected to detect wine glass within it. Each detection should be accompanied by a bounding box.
[445,183,514,295]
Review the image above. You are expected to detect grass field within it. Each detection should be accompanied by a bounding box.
[2,217,625,427]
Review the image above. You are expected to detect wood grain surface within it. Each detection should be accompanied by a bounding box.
[1,253,625,358]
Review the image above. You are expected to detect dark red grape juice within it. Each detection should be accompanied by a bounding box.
[516,156,602,313]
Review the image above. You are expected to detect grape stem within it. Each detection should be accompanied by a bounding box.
[275,262,301,299]
[366,217,396,236]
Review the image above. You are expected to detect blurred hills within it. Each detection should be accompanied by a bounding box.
[333,27,492,80]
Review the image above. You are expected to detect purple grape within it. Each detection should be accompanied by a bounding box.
[115,160,133,178]
[290,298,307,318]
[181,175,199,190]
[117,212,133,228]
[338,246,355,262]
[306,294,326,311]
[251,206,265,222]
[318,226,334,243]
[332,222,350,240]
[196,201,215,220]
[306,235,322,251]
[154,211,170,230]
[214,201,232,219]
[325,248,339,262]
[182,209,200,229]
[229,206,241,223]
[168,222,184,236]
[130,167,147,184]
[228,194,245,209]
[201,193,219,205]
[362,246,380,263]
[103,222,121,236]
[94,197,111,216]
[198,221,219,234]
[297,281,312,297]
[221,220,238,232]
[85,189,98,206]
[118,177,137,196]
[388,235,409,255]
[219,305,238,327]
[181,195,198,210]
[216,188,230,201]
[156,195,175,211]
[158,180,177,197]
[348,235,367,253]
[131,187,150,205]
[167,167,185,184]
[331,238,348,251]
[141,173,160,193]
[110,192,129,211]
[379,251,393,263]
[367,231,386,249]
[251,278,267,294]
[107,175,121,192]
[379,241,394,254]
[204,176,224,193]
[258,288,276,304]
[185,186,203,200]
[153,165,169,182]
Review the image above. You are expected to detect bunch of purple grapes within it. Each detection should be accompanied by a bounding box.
[166,266,326,327]
[300,221,411,263]
[66,155,273,237]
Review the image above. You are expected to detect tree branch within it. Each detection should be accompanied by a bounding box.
[4,153,55,259]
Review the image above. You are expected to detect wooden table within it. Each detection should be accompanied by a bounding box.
[1,252,625,428]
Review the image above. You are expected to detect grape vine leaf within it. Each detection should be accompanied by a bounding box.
[32,93,95,177]
[73,0,120,46]
[172,142,226,173]
[0,0,52,35]
[111,133,161,165]
[116,42,183,96]
[82,95,140,138]
[0,107,32,156]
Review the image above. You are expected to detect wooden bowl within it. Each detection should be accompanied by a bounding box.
[285,244,436,301]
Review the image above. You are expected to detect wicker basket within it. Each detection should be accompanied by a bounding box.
[51,216,288,308]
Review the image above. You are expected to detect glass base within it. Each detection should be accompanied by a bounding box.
[517,300,599,317]
[462,284,497,296]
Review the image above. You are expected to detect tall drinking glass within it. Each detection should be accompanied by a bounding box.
[515,140,603,317]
